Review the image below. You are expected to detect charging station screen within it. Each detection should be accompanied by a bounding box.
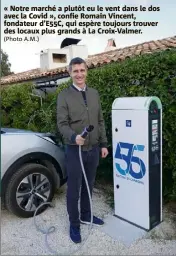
[151,120,158,152]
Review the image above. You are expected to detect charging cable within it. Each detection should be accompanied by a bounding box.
[33,126,94,255]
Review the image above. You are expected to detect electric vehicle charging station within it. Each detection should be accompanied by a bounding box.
[112,96,162,231]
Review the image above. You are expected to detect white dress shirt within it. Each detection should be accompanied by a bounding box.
[73,83,86,91]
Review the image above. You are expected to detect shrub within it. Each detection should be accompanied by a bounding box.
[1,49,176,200]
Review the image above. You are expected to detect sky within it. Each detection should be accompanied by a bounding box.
[1,0,176,74]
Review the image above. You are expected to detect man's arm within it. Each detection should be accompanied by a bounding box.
[56,91,76,143]
[97,92,108,148]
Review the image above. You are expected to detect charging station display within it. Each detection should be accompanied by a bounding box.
[112,96,162,231]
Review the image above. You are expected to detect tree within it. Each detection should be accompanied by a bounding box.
[1,49,13,77]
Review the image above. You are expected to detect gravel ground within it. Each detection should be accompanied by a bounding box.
[1,184,176,255]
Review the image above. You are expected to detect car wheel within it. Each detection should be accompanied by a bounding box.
[5,163,55,218]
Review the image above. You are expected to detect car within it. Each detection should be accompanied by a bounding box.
[1,127,67,218]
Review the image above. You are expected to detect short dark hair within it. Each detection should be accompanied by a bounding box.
[68,57,87,71]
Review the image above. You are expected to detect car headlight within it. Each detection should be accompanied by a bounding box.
[36,134,58,145]
[43,136,56,144]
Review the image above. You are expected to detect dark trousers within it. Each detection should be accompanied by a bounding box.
[65,145,100,227]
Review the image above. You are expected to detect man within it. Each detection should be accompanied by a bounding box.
[57,57,108,243]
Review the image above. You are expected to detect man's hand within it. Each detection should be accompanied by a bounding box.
[76,135,85,145]
[101,147,109,158]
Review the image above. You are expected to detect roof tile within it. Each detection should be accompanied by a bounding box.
[1,35,176,86]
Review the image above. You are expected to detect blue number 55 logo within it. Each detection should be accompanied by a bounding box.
[115,142,146,179]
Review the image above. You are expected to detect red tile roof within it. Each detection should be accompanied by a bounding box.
[1,35,176,86]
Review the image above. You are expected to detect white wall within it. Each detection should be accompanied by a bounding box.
[40,45,88,70]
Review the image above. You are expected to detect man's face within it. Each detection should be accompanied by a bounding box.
[69,63,87,87]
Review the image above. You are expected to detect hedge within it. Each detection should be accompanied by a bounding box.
[1,48,176,201]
